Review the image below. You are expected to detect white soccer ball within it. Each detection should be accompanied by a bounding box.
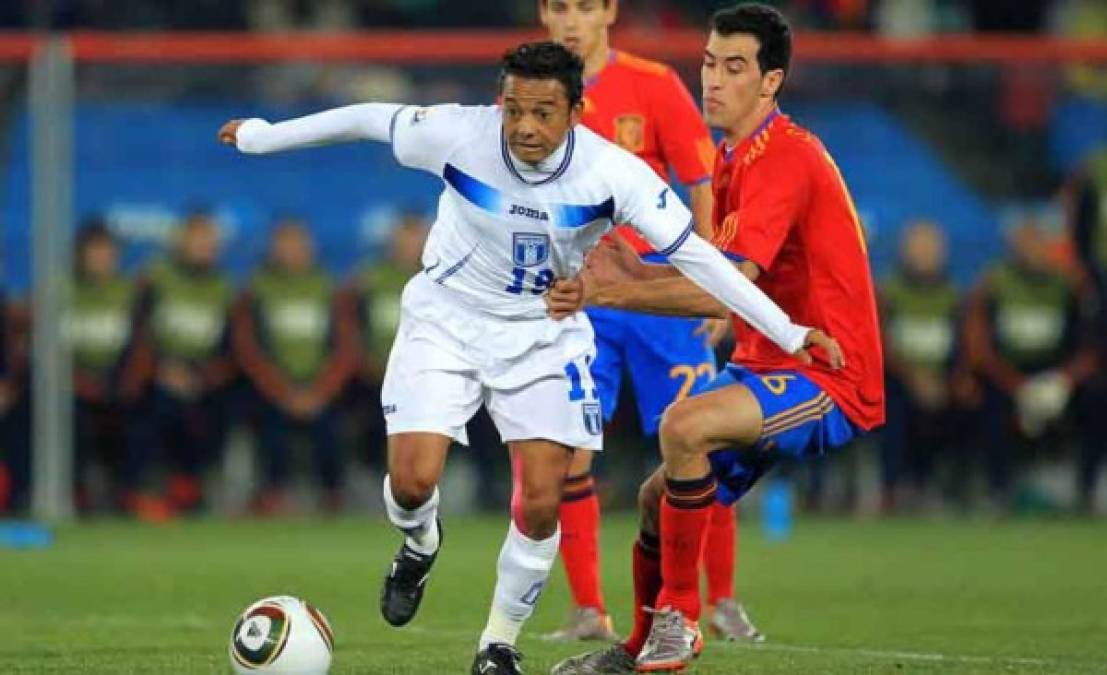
[229,596,334,675]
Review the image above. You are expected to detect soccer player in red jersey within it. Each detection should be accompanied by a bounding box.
[550,4,883,672]
[539,0,761,644]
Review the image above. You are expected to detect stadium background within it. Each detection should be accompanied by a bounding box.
[0,2,1106,673]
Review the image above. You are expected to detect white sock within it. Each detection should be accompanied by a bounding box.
[478,521,561,649]
[382,474,440,556]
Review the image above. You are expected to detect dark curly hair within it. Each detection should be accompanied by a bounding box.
[712,3,792,96]
[499,41,584,108]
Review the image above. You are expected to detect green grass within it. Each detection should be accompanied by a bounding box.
[1,514,1105,674]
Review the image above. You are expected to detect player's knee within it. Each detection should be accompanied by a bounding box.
[388,473,437,510]
[658,401,705,458]
[516,486,561,539]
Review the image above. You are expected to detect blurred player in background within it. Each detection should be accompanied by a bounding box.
[540,0,761,643]
[233,219,354,514]
[343,212,429,470]
[131,211,236,514]
[879,220,971,512]
[551,5,879,672]
[963,216,1095,511]
[220,41,832,675]
[68,220,162,519]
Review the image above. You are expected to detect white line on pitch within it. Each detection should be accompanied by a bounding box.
[717,640,1062,667]
[403,625,1071,668]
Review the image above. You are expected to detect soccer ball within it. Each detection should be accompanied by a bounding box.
[229,596,334,675]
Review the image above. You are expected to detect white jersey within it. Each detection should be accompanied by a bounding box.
[389,104,693,321]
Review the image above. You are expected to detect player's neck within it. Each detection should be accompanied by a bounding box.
[724,101,780,148]
[582,41,612,81]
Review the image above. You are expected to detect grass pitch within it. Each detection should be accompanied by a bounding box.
[1,514,1104,674]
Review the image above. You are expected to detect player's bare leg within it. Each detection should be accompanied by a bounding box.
[473,439,574,675]
[546,447,618,642]
[636,383,762,672]
[380,432,451,627]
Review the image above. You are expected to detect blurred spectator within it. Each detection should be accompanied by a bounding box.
[130,211,237,514]
[879,220,971,512]
[234,219,354,514]
[0,297,30,515]
[68,220,165,519]
[341,212,428,470]
[1069,147,1107,511]
[964,215,1097,509]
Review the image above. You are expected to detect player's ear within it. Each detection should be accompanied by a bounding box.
[606,0,619,26]
[538,0,550,25]
[761,69,784,99]
[569,100,584,126]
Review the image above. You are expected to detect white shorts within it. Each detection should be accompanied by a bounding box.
[381,274,603,451]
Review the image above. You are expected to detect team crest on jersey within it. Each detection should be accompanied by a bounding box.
[583,402,602,436]
[614,114,645,153]
[411,108,430,125]
[512,233,550,268]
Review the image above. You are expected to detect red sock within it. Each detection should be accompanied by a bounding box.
[624,533,662,657]
[559,472,604,612]
[703,501,736,606]
[654,474,716,622]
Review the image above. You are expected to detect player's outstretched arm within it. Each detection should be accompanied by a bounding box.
[218,103,405,154]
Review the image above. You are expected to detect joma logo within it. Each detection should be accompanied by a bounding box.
[509,204,550,221]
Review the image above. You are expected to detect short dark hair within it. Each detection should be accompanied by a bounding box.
[499,41,584,108]
[712,3,792,86]
[76,216,113,250]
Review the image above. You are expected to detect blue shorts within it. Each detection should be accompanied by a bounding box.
[693,364,862,505]
[586,306,715,437]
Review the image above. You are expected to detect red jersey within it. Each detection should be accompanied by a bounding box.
[580,50,715,254]
[713,110,885,430]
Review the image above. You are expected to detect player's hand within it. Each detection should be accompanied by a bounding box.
[546,275,587,320]
[793,329,845,369]
[218,119,244,146]
[584,236,644,287]
[694,318,730,348]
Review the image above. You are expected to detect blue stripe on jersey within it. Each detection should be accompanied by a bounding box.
[658,220,694,256]
[388,105,408,144]
[444,163,504,213]
[443,163,614,230]
[553,198,615,229]
[435,244,479,284]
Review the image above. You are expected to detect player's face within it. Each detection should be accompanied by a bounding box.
[81,238,118,280]
[701,31,784,132]
[540,0,616,61]
[181,220,220,268]
[272,226,314,273]
[502,75,583,164]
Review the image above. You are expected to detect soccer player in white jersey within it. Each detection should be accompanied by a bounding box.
[219,42,840,675]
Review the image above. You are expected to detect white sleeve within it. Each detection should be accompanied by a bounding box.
[668,233,811,354]
[611,149,696,256]
[389,104,480,174]
[234,103,403,154]
[610,148,810,354]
